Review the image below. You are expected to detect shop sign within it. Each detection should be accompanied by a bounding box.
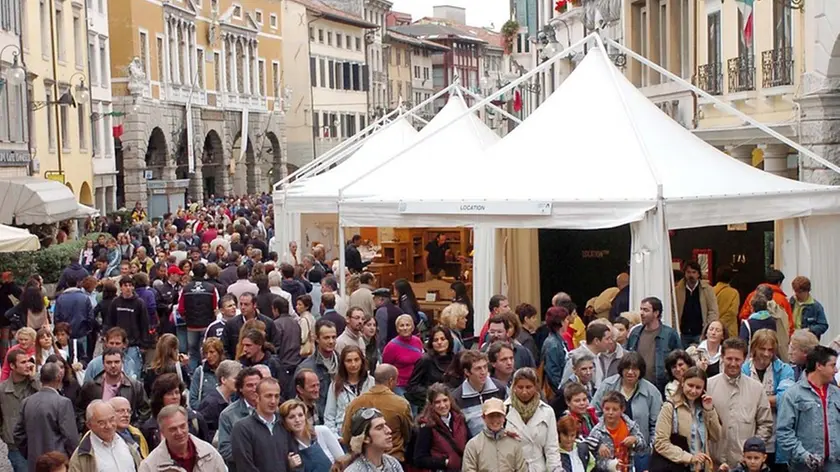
[0,149,31,166]
[399,201,552,216]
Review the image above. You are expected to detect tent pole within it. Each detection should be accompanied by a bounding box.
[336,33,598,195]
[603,37,840,177]
[458,86,522,124]
[338,221,347,298]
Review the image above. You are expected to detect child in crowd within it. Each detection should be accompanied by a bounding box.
[728,437,771,472]
[613,318,630,347]
[558,415,596,472]
[587,391,646,472]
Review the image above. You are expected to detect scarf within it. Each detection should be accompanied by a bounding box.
[511,393,540,424]
[316,349,338,376]
[569,408,599,436]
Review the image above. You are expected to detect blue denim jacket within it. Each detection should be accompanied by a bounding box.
[541,332,568,393]
[776,377,840,472]
[626,323,682,392]
[789,297,829,340]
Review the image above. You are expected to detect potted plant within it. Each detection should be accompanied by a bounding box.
[501,20,520,54]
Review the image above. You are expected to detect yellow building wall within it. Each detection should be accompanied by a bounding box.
[695,0,802,130]
[387,41,412,108]
[24,0,93,204]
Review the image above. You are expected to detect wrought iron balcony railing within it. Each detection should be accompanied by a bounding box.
[762,47,794,88]
[697,63,723,95]
[728,55,756,93]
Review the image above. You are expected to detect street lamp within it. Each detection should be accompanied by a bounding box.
[0,45,26,91]
[69,72,90,105]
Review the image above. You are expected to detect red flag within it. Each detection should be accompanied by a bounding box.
[513,90,523,112]
[112,124,124,138]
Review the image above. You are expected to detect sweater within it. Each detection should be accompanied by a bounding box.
[231,413,294,472]
[381,335,424,387]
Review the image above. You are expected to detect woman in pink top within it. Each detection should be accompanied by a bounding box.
[1,327,37,381]
[382,314,424,398]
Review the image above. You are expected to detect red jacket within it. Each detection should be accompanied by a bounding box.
[738,284,793,335]
[414,410,469,472]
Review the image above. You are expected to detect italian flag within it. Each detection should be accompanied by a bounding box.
[736,0,754,44]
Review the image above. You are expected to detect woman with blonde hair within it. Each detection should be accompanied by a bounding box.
[0,327,37,380]
[279,398,345,471]
[144,333,189,393]
[439,303,468,353]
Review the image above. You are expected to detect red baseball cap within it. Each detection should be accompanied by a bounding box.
[167,266,185,276]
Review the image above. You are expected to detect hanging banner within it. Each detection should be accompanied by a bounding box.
[399,201,552,216]
[186,104,195,174]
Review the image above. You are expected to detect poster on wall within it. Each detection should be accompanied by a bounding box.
[304,224,337,260]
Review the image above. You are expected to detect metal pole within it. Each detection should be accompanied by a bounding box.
[338,223,347,298]
[458,86,523,124]
[603,37,840,176]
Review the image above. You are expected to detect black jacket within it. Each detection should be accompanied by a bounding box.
[207,277,227,297]
[179,278,218,328]
[406,353,452,409]
[256,290,279,319]
[221,314,280,360]
[231,413,294,472]
[345,244,369,273]
[56,262,89,292]
[272,316,302,367]
[106,295,151,348]
[78,373,150,427]
[240,351,293,401]
[609,285,630,321]
[196,387,229,436]
[140,407,209,450]
[280,279,306,306]
[219,265,239,287]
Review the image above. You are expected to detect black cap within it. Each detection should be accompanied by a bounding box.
[743,437,766,454]
[372,288,391,298]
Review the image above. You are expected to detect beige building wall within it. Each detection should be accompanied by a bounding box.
[385,39,411,109]
[24,0,93,204]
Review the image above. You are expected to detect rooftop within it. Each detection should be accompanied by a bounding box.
[291,0,378,28]
[386,29,451,51]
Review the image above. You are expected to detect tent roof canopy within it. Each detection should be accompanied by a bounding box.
[338,47,840,229]
[0,177,84,225]
[0,224,40,252]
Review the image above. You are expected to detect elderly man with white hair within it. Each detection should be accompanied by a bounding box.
[109,396,149,459]
[68,399,142,472]
[268,270,296,316]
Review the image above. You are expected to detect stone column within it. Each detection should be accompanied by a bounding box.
[123,101,150,209]
[163,16,170,84]
[797,93,840,185]
[725,144,756,167]
[761,144,792,178]
[220,34,228,94]
[189,163,204,200]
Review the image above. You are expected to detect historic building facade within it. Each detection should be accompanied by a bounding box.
[87,0,117,214]
[0,0,28,179]
[109,0,286,212]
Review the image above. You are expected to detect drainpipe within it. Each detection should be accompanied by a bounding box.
[48,0,63,173]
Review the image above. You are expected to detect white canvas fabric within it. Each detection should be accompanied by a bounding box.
[0,177,80,225]
[0,224,40,252]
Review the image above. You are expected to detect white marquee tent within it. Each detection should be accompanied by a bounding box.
[338,45,840,334]
[0,224,40,252]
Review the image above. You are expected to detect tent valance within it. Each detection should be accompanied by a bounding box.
[0,177,81,225]
[0,224,40,252]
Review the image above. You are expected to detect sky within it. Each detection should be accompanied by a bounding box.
[389,0,510,31]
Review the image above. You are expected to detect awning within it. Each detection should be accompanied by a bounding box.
[0,224,40,252]
[75,204,100,219]
[0,177,80,225]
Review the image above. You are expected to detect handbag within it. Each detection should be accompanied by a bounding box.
[648,402,692,472]
[71,340,86,386]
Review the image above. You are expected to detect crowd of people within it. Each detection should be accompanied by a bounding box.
[0,198,838,472]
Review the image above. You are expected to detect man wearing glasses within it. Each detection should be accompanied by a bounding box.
[0,350,38,472]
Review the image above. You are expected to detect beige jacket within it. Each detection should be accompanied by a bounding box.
[138,435,226,472]
[349,285,376,317]
[462,429,528,472]
[707,374,773,467]
[653,394,722,464]
[675,280,719,332]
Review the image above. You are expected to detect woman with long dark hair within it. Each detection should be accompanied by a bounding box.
[406,326,454,411]
[362,313,380,372]
[450,281,475,342]
[7,286,49,332]
[140,373,209,449]
[394,279,420,326]
[441,350,466,389]
[324,346,375,437]
[143,333,190,393]
[44,353,81,405]
[413,383,469,472]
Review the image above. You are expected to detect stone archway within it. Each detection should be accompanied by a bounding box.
[202,130,225,198]
[145,127,169,180]
[264,131,283,190]
[799,0,840,185]
[231,132,255,196]
[175,129,189,181]
[79,182,94,206]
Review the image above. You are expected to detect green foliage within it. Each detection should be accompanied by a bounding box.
[108,210,134,231]
[501,20,520,53]
[0,232,107,285]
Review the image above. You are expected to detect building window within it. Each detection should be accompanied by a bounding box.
[395,49,400,66]
[640,6,648,87]
[40,0,49,57]
[46,86,55,150]
[337,34,342,48]
[197,48,205,88]
[355,37,361,51]
[272,61,279,97]
[309,27,314,41]
[269,13,277,29]
[0,82,25,143]
[232,4,242,19]
[73,9,84,68]
[59,88,70,150]
[659,1,667,74]
[139,31,149,74]
[318,29,324,43]
[214,51,222,92]
[327,31,333,46]
[258,59,265,96]
[156,36,165,83]
[255,10,263,24]
[773,0,792,51]
[319,58,326,87]
[55,3,65,62]
[91,105,100,156]
[707,11,721,65]
[680,0,690,78]
[405,50,410,65]
[88,42,98,85]
[328,60,335,89]
[77,102,87,150]
[310,57,316,87]
[414,65,419,79]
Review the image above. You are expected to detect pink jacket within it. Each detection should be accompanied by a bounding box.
[382,335,424,387]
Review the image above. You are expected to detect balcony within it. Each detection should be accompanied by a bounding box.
[697,63,723,95]
[727,55,756,93]
[163,83,208,106]
[762,47,794,89]
[220,93,268,112]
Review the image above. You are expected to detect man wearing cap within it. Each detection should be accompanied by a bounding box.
[342,364,412,463]
[373,288,402,351]
[462,397,526,472]
[344,407,403,472]
[105,277,151,357]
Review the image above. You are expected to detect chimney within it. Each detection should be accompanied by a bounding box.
[432,5,466,24]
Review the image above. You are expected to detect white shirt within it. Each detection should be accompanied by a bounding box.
[90,433,135,472]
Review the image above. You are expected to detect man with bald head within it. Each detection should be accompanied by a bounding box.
[68,400,142,471]
[108,397,149,458]
[341,364,412,461]
[610,272,631,321]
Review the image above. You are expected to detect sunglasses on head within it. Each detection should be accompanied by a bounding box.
[359,407,382,420]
